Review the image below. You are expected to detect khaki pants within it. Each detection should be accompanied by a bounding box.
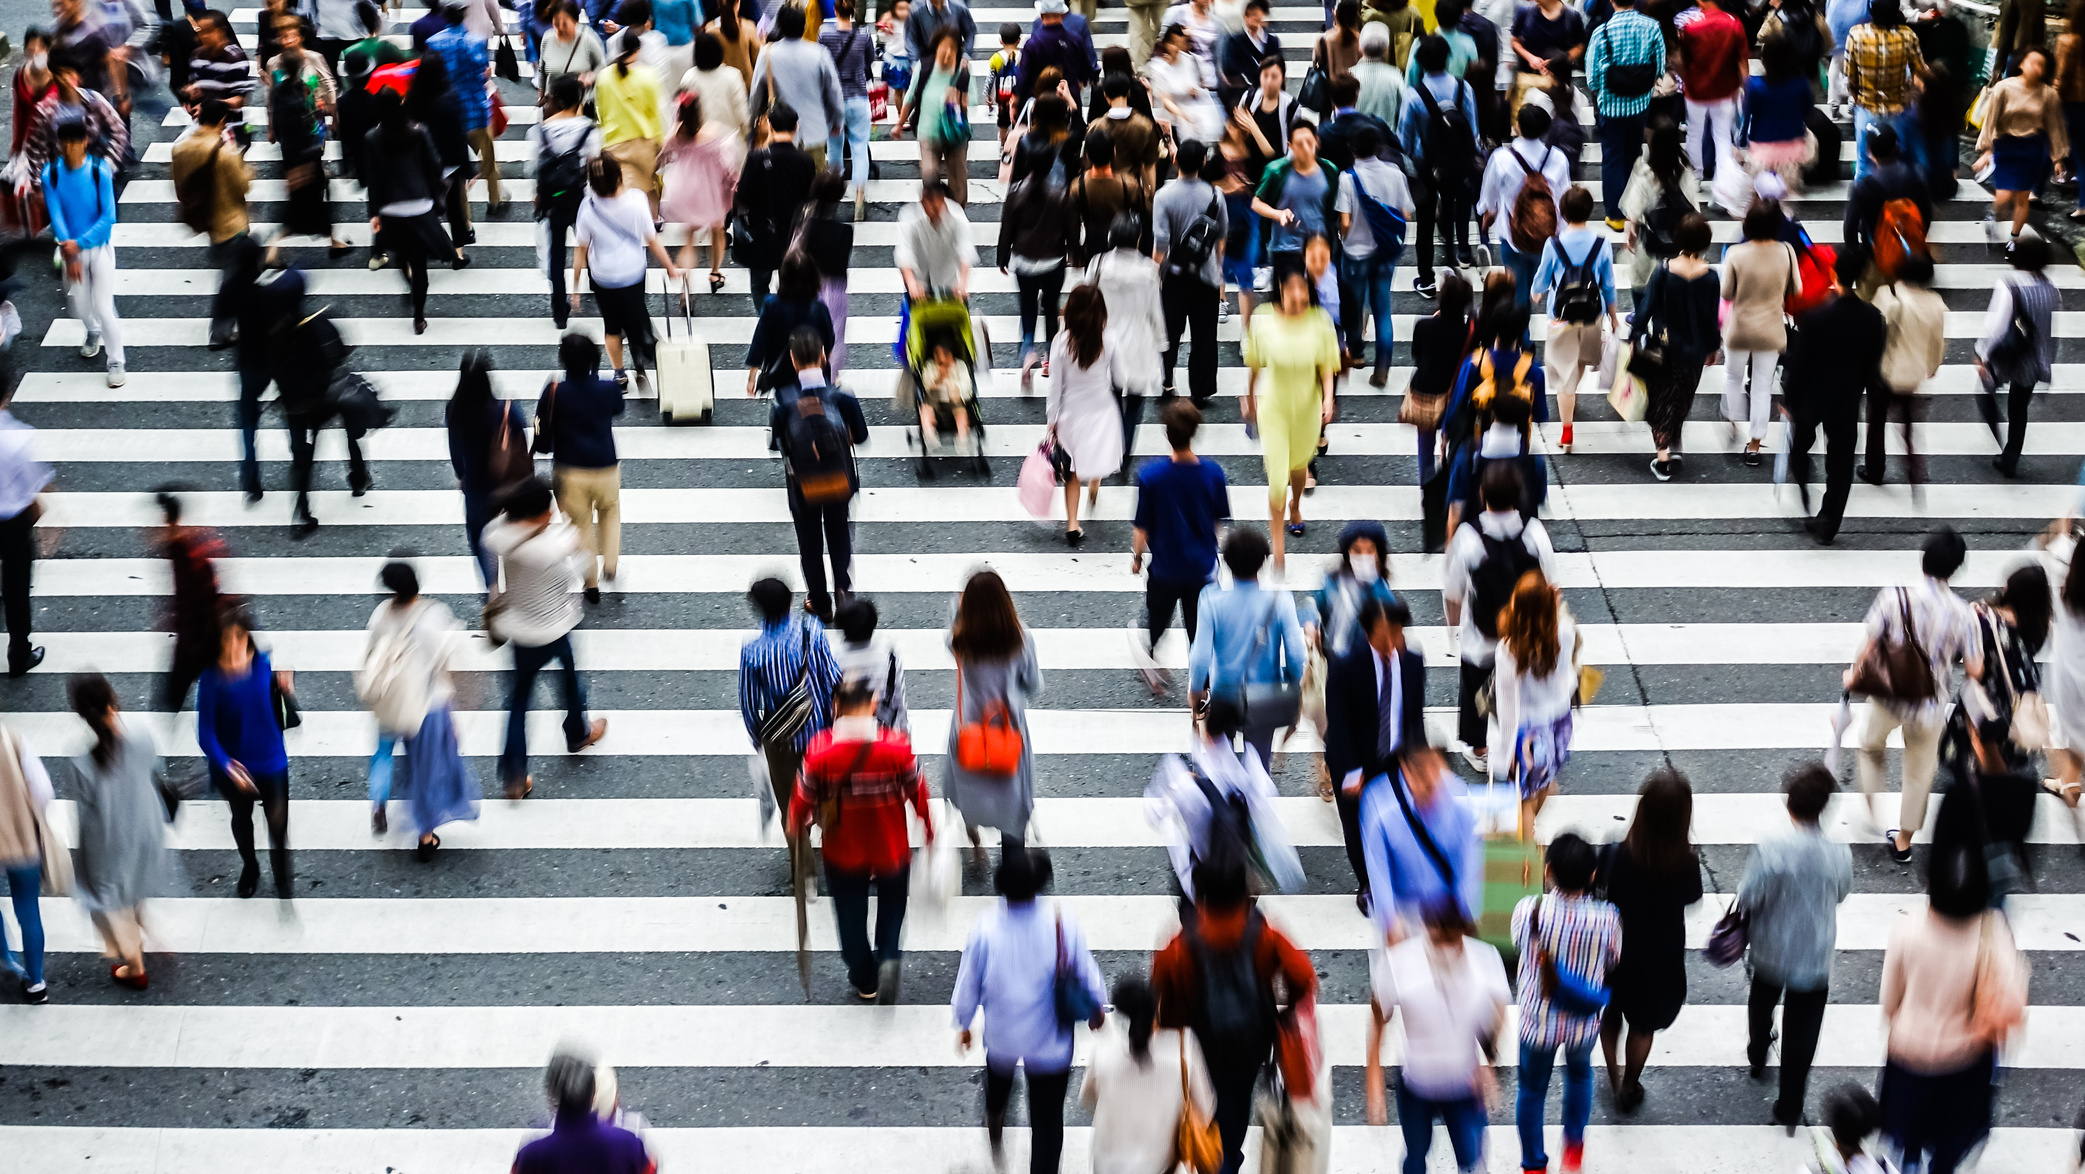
[1857,700,1943,835]
[1509,72,1550,121]
[604,138,662,217]
[1544,320,1604,402]
[555,464,622,588]
[1126,1,1168,70]
[803,143,828,172]
[1071,0,1097,18]
[92,905,146,966]
[921,137,969,206]
[468,125,503,207]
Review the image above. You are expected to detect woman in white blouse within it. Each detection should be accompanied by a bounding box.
[1080,975,1216,1174]
[1492,569,1578,836]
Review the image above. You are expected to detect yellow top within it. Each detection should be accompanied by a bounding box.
[595,61,664,146]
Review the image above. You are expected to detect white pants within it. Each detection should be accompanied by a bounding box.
[1828,52,1850,109]
[1721,348,1779,442]
[1686,96,1742,195]
[67,244,122,364]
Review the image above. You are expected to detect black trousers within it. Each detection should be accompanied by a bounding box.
[1161,270,1220,402]
[790,491,853,612]
[984,1062,1072,1174]
[1789,409,1858,539]
[1880,1050,1997,1174]
[1015,266,1066,354]
[378,211,456,318]
[287,413,369,518]
[1748,976,1828,1121]
[1457,658,1491,751]
[1979,377,2035,462]
[1335,779,1368,894]
[0,509,32,672]
[445,166,474,244]
[1145,574,1204,645]
[1415,184,1470,285]
[1209,1058,1263,1174]
[1865,386,1923,483]
[541,205,580,326]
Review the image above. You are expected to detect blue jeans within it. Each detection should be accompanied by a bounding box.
[1417,427,1439,483]
[1397,1083,1487,1174]
[1853,106,1915,182]
[369,733,400,805]
[1499,239,1538,311]
[1338,251,1396,367]
[3,862,44,986]
[1596,111,1648,221]
[1518,1036,1595,1170]
[500,634,590,787]
[463,487,498,590]
[2066,102,2085,208]
[827,96,873,190]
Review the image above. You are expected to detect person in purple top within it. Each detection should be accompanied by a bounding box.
[512,1050,656,1174]
[195,603,294,901]
[1016,0,1095,104]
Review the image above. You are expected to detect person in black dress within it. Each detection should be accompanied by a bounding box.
[1598,768,1703,1114]
[1633,213,1721,482]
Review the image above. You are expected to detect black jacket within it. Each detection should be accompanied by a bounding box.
[362,122,448,210]
[734,142,817,261]
[272,307,348,420]
[1783,294,1886,423]
[1315,110,1396,174]
[1843,159,1932,250]
[1322,645,1425,788]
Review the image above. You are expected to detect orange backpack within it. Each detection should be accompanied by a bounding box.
[953,658,1023,775]
[1873,197,1927,280]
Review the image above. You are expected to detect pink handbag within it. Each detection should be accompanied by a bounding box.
[1018,442,1056,518]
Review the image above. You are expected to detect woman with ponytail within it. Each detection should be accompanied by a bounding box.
[66,673,168,991]
[597,29,666,217]
[1080,974,1215,1174]
[658,89,739,293]
[1045,283,1129,544]
[1492,569,1577,834]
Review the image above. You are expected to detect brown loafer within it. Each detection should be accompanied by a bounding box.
[569,718,608,753]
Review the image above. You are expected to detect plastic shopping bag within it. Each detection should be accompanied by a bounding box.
[1824,693,1852,775]
[913,801,960,917]
[1593,331,1621,393]
[1018,442,1057,518]
[749,751,776,835]
[535,218,552,279]
[1607,343,1650,424]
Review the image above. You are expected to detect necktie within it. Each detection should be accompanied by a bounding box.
[1377,654,1397,760]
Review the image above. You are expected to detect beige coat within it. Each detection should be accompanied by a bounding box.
[1718,239,1799,353]
[1874,282,1949,393]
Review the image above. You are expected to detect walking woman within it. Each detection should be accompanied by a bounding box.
[1008,89,1076,186]
[537,0,607,96]
[798,169,855,375]
[1618,122,1701,308]
[1492,569,1577,832]
[65,674,166,991]
[659,91,738,295]
[2045,545,2085,805]
[1634,213,1721,481]
[446,350,531,592]
[1085,212,1168,406]
[1406,272,1473,484]
[573,157,682,389]
[1977,232,2059,477]
[953,848,1104,1174]
[1745,36,1818,192]
[1080,974,1216,1174]
[1243,264,1340,574]
[406,51,477,251]
[198,603,294,901]
[1720,202,1803,467]
[898,27,972,206]
[1148,24,1222,147]
[539,334,626,603]
[1048,284,1130,544]
[1000,120,1077,387]
[3,27,54,240]
[366,89,469,335]
[1598,768,1703,1115]
[599,30,666,217]
[1975,47,2067,247]
[265,14,352,261]
[1879,841,2028,1174]
[2059,2,2085,222]
[0,714,53,1003]
[709,0,763,93]
[362,561,478,859]
[1301,519,1399,664]
[680,32,752,175]
[945,570,1044,854]
[744,249,836,395]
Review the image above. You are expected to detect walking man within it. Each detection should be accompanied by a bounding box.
[1154,140,1229,404]
[0,389,49,677]
[771,328,869,623]
[1130,399,1230,693]
[1583,0,1664,226]
[1329,599,1441,917]
[1784,246,1886,544]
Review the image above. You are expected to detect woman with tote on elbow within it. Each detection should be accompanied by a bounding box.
[945,570,1044,859]
[1047,284,1130,545]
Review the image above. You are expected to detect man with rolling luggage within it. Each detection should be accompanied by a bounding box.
[771,328,870,623]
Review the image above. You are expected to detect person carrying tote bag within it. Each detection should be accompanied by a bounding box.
[944,571,1044,856]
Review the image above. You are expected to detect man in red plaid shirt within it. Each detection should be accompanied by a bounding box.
[791,678,935,1002]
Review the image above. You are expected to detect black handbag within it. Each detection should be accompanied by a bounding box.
[1626,265,1671,384]
[329,368,396,433]
[495,36,522,83]
[272,673,302,731]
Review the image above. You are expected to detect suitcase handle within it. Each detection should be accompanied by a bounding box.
[660,272,694,339]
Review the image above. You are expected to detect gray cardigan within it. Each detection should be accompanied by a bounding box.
[943,633,1043,838]
[70,730,168,914]
[750,38,847,146]
[1736,822,1853,990]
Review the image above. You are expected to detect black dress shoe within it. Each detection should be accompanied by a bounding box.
[413,316,428,335]
[1857,467,1885,487]
[1804,518,1836,545]
[236,863,260,899]
[348,468,373,497]
[7,647,43,678]
[290,514,320,541]
[583,586,601,605]
[1993,455,2020,477]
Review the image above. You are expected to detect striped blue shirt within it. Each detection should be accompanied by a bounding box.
[1585,9,1666,118]
[1511,892,1623,1050]
[738,616,842,751]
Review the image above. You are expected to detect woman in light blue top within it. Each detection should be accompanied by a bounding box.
[952,848,1105,1174]
[1187,528,1308,770]
[41,119,123,387]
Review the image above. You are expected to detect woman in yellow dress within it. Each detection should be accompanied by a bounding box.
[1243,263,1340,574]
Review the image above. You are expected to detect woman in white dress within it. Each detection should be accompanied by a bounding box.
[1146,23,1222,146]
[2045,539,2085,805]
[1083,213,1167,458]
[1047,283,1129,545]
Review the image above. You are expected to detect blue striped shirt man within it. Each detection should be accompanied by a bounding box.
[1584,7,1665,118]
[738,615,842,751]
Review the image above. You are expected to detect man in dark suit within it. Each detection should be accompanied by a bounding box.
[1322,596,1426,912]
[1784,245,1887,545]
[733,104,818,304]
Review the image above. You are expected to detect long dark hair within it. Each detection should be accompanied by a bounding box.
[67,673,120,770]
[719,0,741,39]
[376,88,416,154]
[615,28,641,77]
[449,348,498,448]
[1996,561,2053,655]
[406,47,451,124]
[2064,542,2085,619]
[1646,120,1686,189]
[1060,283,1107,369]
[950,570,1024,660]
[1625,768,1699,885]
[1111,974,1158,1063]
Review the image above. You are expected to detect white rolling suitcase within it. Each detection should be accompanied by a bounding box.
[656,277,713,425]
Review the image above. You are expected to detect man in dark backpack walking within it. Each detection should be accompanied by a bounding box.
[1440,462,1557,773]
[1395,35,1480,296]
[534,74,601,329]
[770,327,870,622]
[1475,103,1570,310]
[1584,0,1664,226]
[1152,851,1317,1174]
[1154,141,1230,404]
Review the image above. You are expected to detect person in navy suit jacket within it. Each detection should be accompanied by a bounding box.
[1323,595,1427,912]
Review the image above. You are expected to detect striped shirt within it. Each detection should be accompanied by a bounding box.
[737,616,842,751]
[188,41,256,105]
[1584,9,1665,118]
[1844,25,1923,114]
[1511,892,1623,1050]
[1861,576,1980,723]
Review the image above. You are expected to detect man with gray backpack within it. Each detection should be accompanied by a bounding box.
[1154,140,1229,405]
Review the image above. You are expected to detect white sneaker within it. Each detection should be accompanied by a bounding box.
[105,361,124,388]
[78,333,101,360]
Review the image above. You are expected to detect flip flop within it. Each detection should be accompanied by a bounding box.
[2043,778,2082,808]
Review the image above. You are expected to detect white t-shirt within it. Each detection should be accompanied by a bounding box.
[1440,510,1558,665]
[1335,158,1414,260]
[575,188,658,289]
[1369,935,1511,1100]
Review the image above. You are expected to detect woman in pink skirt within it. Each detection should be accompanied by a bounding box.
[1744,38,1818,192]
[658,93,740,293]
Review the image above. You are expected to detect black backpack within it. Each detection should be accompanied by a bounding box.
[1186,906,1277,1069]
[537,127,591,216]
[1416,80,1477,193]
[1189,767,1253,870]
[1641,183,1691,258]
[1551,236,1607,325]
[1166,188,1223,280]
[1468,529,1541,640]
[786,390,854,504]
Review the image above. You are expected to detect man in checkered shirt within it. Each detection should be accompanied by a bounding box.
[1583,0,1665,225]
[1844,0,1926,181]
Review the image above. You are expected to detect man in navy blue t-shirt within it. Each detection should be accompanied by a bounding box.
[1130,399,1230,693]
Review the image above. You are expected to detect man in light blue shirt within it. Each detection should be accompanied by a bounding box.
[1187,528,1307,769]
[1359,744,1484,939]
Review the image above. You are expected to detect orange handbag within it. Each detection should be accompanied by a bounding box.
[953,657,1024,775]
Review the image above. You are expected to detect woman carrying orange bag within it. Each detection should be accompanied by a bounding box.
[946,570,1044,859]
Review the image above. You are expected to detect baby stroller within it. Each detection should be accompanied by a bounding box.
[901,296,992,480]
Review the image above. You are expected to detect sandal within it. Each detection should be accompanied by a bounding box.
[416,834,441,863]
[708,271,725,294]
[2042,777,2083,808]
[110,963,147,990]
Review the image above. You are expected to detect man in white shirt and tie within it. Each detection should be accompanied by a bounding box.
[1322,596,1426,913]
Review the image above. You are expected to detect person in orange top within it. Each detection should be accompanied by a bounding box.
[1151,852,1317,1174]
[790,677,934,1002]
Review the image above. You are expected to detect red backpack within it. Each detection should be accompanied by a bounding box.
[1872,197,1927,280]
[1786,229,1836,317]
